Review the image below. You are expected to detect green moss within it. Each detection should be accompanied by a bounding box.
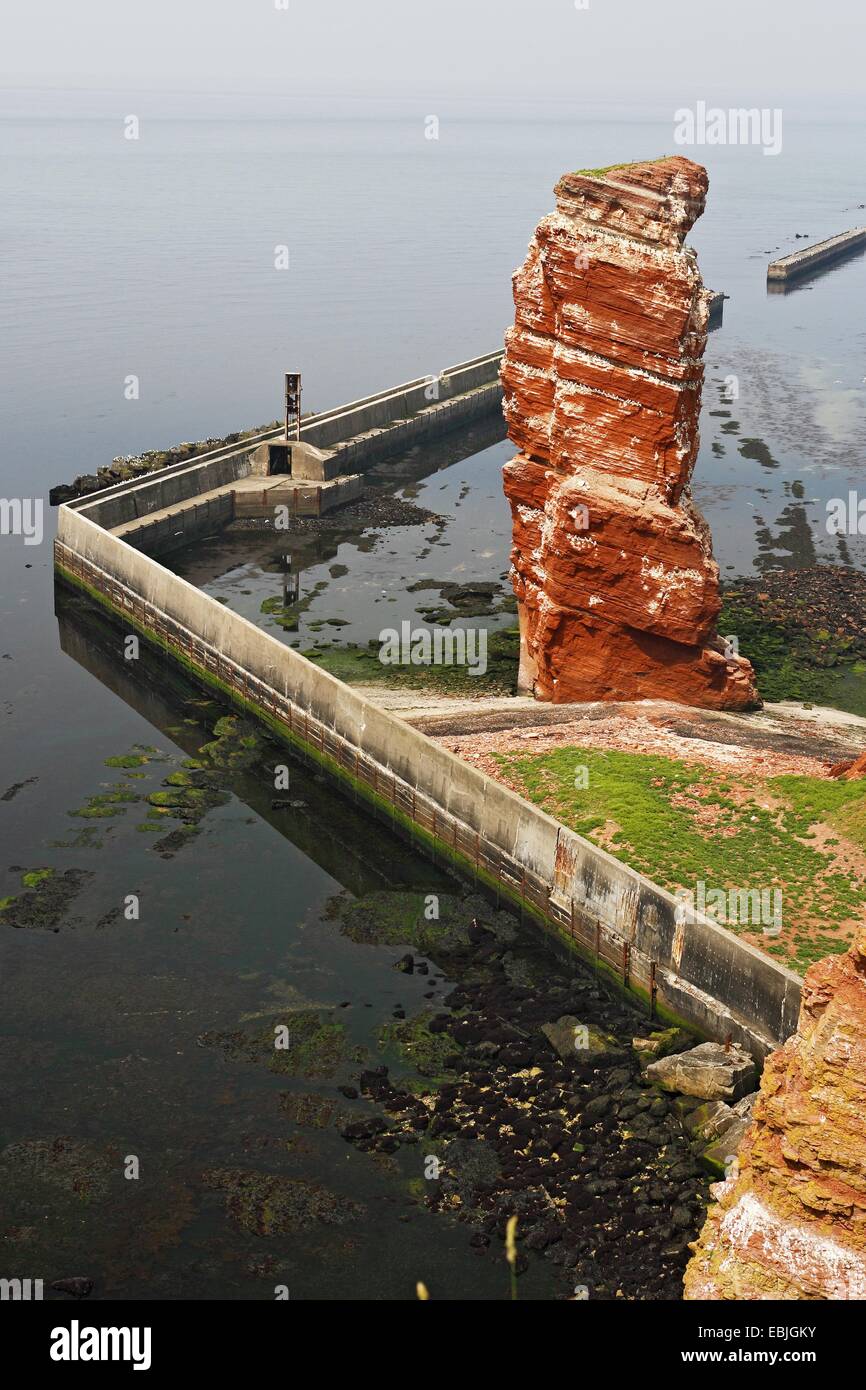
[305,626,520,697]
[104,753,149,768]
[495,744,866,974]
[573,156,673,177]
[69,786,140,819]
[21,867,54,889]
[197,715,265,769]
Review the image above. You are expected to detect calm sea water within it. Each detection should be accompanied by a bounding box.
[1,117,865,1299]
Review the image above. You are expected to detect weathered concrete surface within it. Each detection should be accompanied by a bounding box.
[54,498,802,1058]
[109,473,365,555]
[768,227,866,282]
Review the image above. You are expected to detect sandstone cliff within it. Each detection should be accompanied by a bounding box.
[684,929,866,1299]
[501,156,758,708]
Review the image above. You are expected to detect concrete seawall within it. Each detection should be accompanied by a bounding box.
[64,351,504,557]
[768,227,866,282]
[54,494,802,1059]
[69,351,505,526]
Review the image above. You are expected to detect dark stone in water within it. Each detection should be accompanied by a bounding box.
[51,1277,93,1298]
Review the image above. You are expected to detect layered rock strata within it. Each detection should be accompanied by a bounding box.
[501,156,758,707]
[684,929,866,1299]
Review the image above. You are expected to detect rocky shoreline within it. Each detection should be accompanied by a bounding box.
[326,889,733,1300]
[49,422,282,505]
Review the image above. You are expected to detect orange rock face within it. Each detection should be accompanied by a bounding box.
[829,750,866,780]
[501,157,759,708]
[684,930,866,1299]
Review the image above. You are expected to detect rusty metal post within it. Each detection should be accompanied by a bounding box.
[285,372,301,442]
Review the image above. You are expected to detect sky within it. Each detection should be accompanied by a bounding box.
[1,0,864,120]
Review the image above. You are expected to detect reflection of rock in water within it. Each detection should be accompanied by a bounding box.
[711,346,866,471]
[738,437,780,470]
[754,499,818,571]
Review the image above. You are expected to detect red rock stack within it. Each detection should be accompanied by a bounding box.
[684,929,866,1299]
[501,156,759,708]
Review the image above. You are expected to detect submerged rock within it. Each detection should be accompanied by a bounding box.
[50,1277,93,1298]
[197,1009,365,1080]
[0,868,93,931]
[202,1168,364,1235]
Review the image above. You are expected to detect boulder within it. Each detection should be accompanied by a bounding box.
[683,1098,739,1142]
[828,750,866,780]
[541,1015,625,1064]
[644,1041,756,1101]
[632,1026,693,1068]
[699,1117,752,1178]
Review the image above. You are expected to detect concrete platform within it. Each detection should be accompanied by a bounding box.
[112,472,363,554]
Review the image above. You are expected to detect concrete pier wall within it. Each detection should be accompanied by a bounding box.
[113,491,236,557]
[767,227,866,282]
[55,499,802,1059]
[69,351,505,530]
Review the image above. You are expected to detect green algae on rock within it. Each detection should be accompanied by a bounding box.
[197,714,266,769]
[0,867,93,931]
[379,1011,462,1080]
[198,1009,365,1080]
[201,1168,364,1236]
[721,568,866,716]
[325,888,518,957]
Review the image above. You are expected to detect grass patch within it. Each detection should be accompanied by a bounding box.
[494,745,866,974]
